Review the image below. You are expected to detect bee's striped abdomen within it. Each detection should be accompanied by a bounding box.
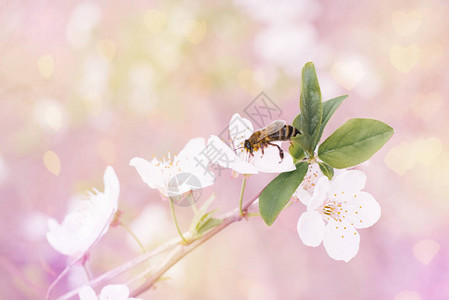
[277,125,301,140]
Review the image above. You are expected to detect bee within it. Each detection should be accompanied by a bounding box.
[242,120,301,162]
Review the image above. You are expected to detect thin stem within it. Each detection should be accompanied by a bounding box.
[131,193,260,297]
[57,238,180,300]
[120,222,146,253]
[58,192,260,300]
[169,198,187,243]
[239,177,247,216]
[46,213,115,300]
[46,257,80,300]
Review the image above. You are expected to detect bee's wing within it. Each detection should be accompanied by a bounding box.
[256,120,286,142]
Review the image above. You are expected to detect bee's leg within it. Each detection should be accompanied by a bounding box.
[267,142,284,163]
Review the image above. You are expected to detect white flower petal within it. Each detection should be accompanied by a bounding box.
[129,157,161,190]
[297,210,325,247]
[206,135,237,167]
[346,191,381,229]
[132,137,217,198]
[308,176,330,210]
[251,146,296,173]
[178,138,216,191]
[79,286,98,300]
[47,203,99,256]
[214,114,298,175]
[229,161,259,175]
[323,220,360,262]
[170,174,204,196]
[176,137,206,163]
[47,220,69,255]
[47,168,119,257]
[99,284,130,300]
[294,187,312,206]
[299,163,322,194]
[193,172,215,189]
[103,166,119,210]
[228,113,253,148]
[208,135,260,175]
[180,161,215,191]
[330,170,366,195]
[293,163,324,206]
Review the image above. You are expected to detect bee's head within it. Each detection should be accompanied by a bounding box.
[244,139,252,153]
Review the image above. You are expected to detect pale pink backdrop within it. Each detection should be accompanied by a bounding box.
[0,0,448,299]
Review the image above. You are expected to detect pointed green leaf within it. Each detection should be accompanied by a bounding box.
[260,162,309,226]
[297,62,322,156]
[318,162,334,180]
[318,118,394,169]
[316,95,348,144]
[289,141,305,163]
[196,218,223,236]
[290,114,306,162]
[292,113,301,131]
[189,194,216,234]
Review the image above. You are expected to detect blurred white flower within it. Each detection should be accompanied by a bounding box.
[46,167,119,257]
[79,284,141,300]
[293,163,322,205]
[297,170,381,262]
[66,1,101,48]
[125,204,171,250]
[233,0,320,24]
[207,113,295,176]
[78,55,110,103]
[127,64,156,115]
[254,23,318,77]
[130,137,214,198]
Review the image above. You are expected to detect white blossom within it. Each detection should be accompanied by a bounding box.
[293,163,322,205]
[46,167,119,258]
[130,137,214,198]
[207,113,295,176]
[297,170,381,262]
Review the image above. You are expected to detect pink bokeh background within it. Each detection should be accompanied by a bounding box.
[0,0,448,299]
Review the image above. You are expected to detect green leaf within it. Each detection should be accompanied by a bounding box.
[189,194,221,237]
[318,162,334,180]
[297,62,322,156]
[292,113,301,131]
[316,95,348,144]
[259,162,309,226]
[289,141,305,163]
[290,114,306,162]
[318,118,394,169]
[196,218,223,236]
